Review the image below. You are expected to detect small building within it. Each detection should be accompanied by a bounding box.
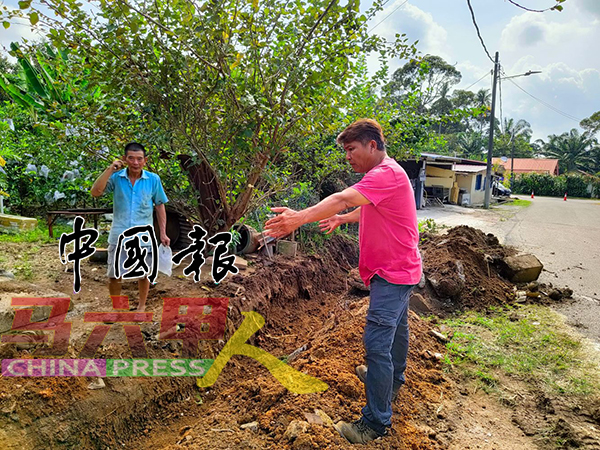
[398,153,492,208]
[453,164,488,206]
[492,158,559,176]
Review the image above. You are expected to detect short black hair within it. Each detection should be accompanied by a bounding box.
[337,119,386,151]
[124,142,146,156]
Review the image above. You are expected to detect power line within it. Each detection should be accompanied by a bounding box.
[368,0,409,33]
[506,0,559,13]
[464,71,492,91]
[506,78,582,123]
[465,0,494,63]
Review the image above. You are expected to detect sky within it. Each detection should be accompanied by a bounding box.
[361,0,599,141]
[0,0,598,141]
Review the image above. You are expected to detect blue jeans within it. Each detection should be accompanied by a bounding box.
[361,275,413,435]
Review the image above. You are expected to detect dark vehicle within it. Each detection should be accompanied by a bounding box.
[493,181,512,197]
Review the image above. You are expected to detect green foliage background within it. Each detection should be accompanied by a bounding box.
[513,172,599,198]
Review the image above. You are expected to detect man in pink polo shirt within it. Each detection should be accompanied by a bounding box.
[265,119,422,444]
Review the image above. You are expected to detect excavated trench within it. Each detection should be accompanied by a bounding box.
[1,229,593,449]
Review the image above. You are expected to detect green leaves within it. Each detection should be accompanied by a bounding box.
[551,0,566,11]
[18,0,32,9]
[2,21,10,29]
[0,0,417,230]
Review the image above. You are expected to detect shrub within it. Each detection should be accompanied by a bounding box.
[513,173,594,198]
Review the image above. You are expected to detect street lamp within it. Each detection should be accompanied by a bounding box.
[501,70,542,80]
[484,63,542,209]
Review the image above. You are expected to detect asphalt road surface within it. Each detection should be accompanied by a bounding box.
[498,195,600,343]
[418,196,600,344]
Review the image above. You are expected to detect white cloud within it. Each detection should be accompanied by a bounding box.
[370,1,451,72]
[500,12,592,53]
[576,0,600,18]
[501,58,599,140]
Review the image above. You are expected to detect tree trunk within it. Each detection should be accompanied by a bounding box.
[177,155,230,234]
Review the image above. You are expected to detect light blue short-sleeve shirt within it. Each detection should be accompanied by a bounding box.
[105,169,168,245]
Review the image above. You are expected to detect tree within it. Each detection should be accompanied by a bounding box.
[0,54,17,102]
[456,131,486,160]
[474,88,491,134]
[451,89,476,110]
[383,55,461,112]
[538,129,598,173]
[430,82,453,117]
[0,43,98,121]
[581,111,600,136]
[2,0,415,233]
[493,118,533,158]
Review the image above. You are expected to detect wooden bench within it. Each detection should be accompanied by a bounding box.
[46,208,112,238]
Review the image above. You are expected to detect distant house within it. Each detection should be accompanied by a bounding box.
[453,164,488,206]
[397,153,494,208]
[492,158,559,176]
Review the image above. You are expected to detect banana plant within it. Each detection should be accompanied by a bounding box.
[0,42,100,120]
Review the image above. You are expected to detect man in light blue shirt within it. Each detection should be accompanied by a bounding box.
[91,142,169,311]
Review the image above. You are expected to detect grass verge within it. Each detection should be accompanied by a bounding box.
[511,198,532,207]
[0,222,109,245]
[441,304,600,397]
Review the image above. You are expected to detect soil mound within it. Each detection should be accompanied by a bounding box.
[418,226,517,313]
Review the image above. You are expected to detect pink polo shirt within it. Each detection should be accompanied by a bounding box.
[352,157,422,286]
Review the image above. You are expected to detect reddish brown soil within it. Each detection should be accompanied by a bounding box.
[0,230,598,449]
[418,226,517,313]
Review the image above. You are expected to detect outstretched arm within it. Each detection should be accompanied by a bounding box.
[265,188,369,238]
[319,207,361,234]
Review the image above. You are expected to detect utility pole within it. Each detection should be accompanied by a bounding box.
[510,137,515,191]
[484,52,499,209]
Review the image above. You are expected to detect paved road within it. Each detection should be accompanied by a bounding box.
[498,196,600,343]
[418,196,600,343]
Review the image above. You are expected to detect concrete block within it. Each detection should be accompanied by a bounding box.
[502,254,543,283]
[0,213,37,232]
[0,291,72,334]
[235,255,248,271]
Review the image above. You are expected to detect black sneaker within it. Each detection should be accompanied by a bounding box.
[334,418,384,444]
[355,365,401,402]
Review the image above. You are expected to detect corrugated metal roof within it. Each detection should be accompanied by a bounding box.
[420,152,462,162]
[419,152,487,165]
[454,164,487,173]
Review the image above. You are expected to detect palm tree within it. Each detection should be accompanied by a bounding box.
[476,88,491,108]
[457,131,486,160]
[475,88,491,135]
[539,129,597,173]
[502,118,532,141]
[494,118,533,157]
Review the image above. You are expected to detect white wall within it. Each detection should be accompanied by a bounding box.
[425,166,454,189]
[455,172,486,205]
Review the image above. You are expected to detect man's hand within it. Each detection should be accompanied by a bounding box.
[264,207,305,239]
[319,215,344,235]
[91,159,122,197]
[160,233,170,247]
[110,160,124,172]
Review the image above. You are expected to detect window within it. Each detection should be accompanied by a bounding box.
[475,174,482,190]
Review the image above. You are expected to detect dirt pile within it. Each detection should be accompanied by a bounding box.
[418,226,518,313]
[0,229,587,449]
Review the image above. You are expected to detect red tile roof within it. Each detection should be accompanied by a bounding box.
[492,158,559,175]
